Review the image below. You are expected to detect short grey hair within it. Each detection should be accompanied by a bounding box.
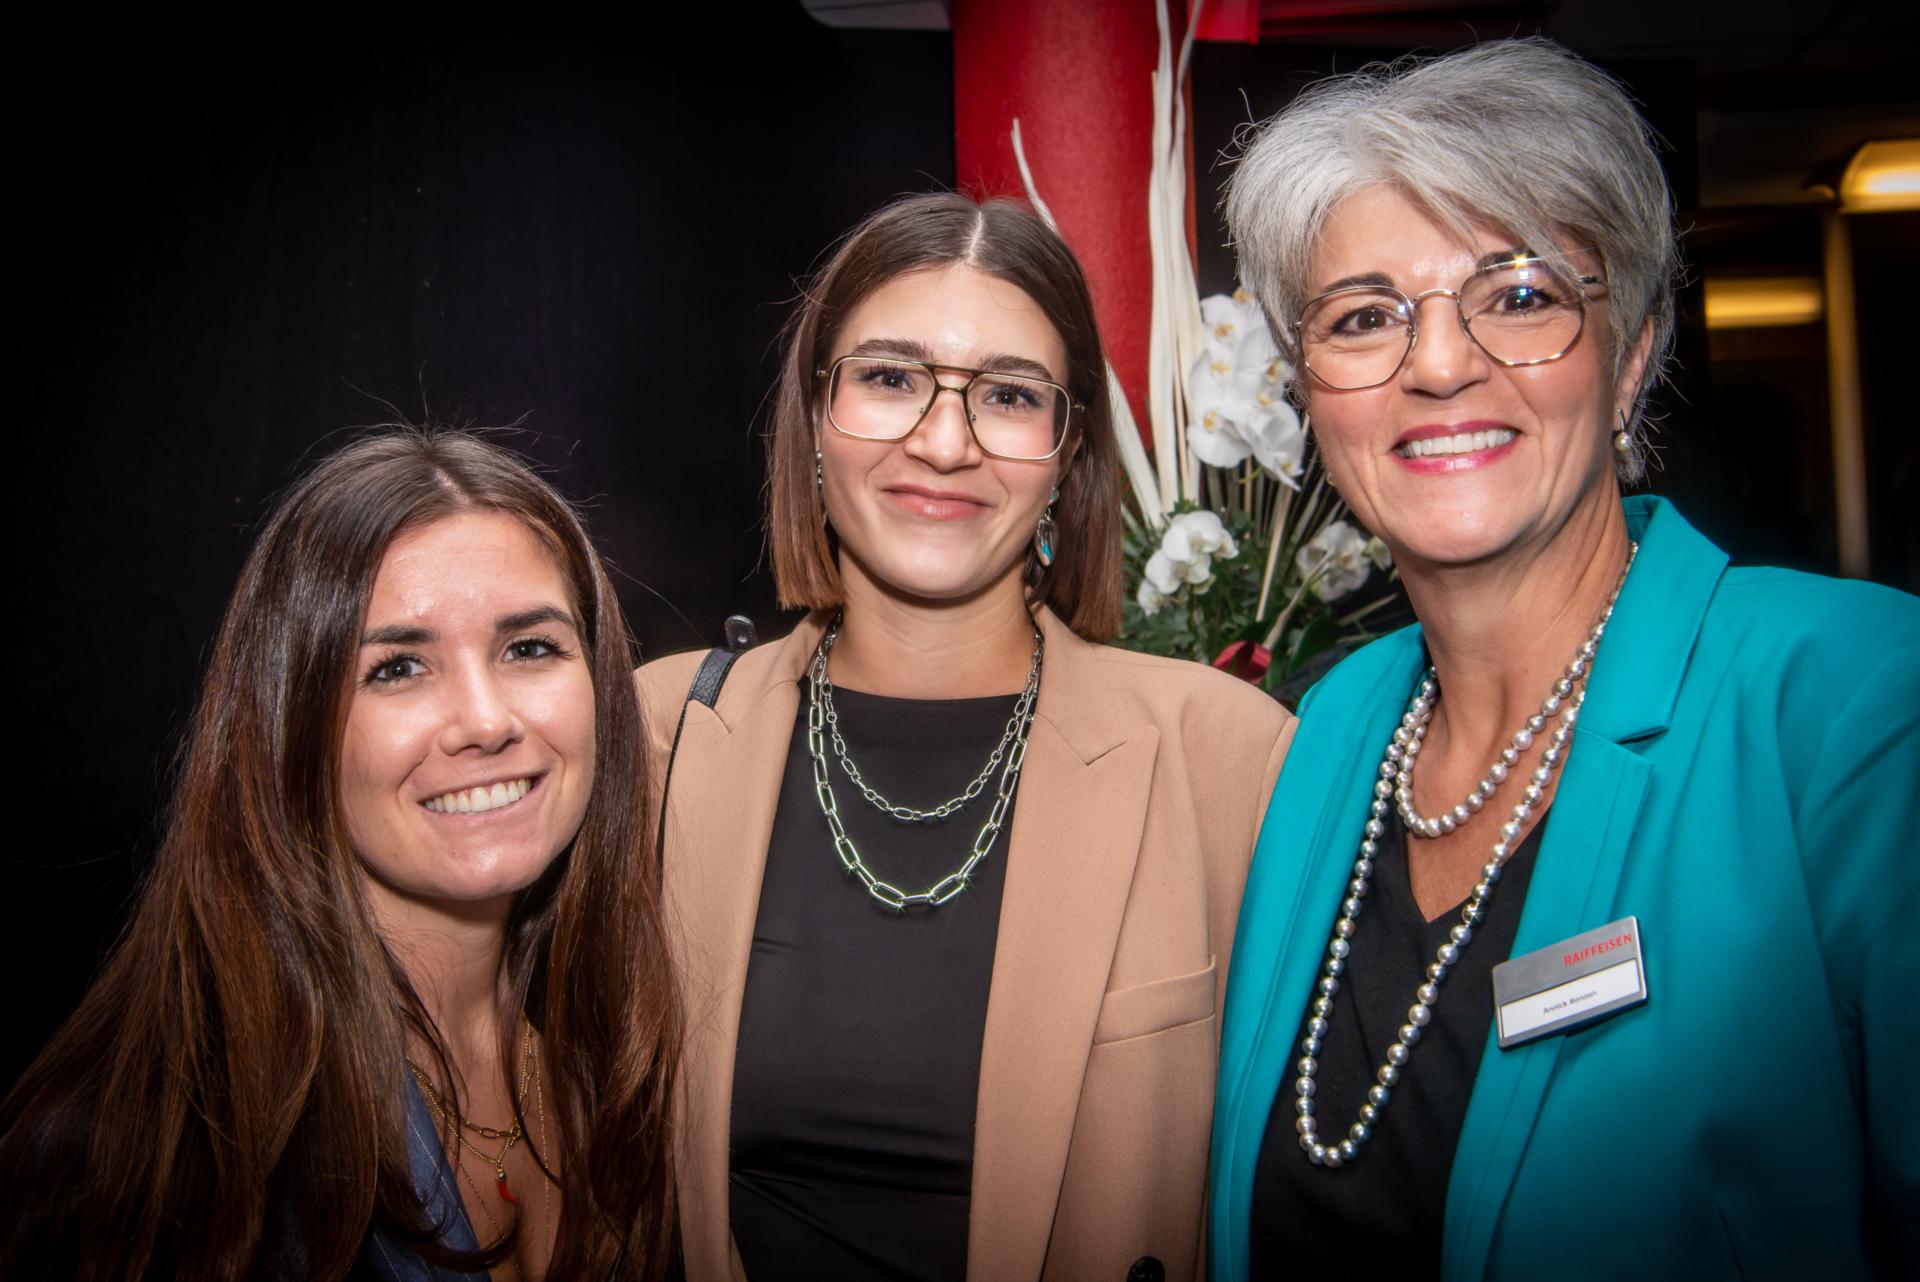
[1224,37,1677,483]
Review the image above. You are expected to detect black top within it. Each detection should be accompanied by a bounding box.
[1250,808,1546,1277]
[730,680,1023,1282]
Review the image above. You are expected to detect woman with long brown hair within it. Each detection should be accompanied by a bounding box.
[2,429,678,1280]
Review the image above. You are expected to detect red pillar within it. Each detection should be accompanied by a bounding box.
[952,0,1184,430]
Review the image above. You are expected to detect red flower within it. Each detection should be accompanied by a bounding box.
[1212,640,1272,683]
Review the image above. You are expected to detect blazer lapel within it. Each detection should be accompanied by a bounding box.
[1440,736,1651,1282]
[1213,634,1424,1282]
[1441,496,1726,1281]
[966,612,1158,1282]
[665,617,824,1282]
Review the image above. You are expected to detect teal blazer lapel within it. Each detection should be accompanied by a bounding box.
[1213,635,1426,1280]
[1441,735,1651,1281]
[1442,496,1726,1281]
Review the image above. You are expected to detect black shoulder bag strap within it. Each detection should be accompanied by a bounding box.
[656,615,758,863]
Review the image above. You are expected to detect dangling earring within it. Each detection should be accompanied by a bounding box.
[1613,410,1633,455]
[815,448,826,518]
[1034,488,1059,568]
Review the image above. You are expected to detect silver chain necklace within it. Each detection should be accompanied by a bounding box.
[1292,543,1636,1170]
[819,626,1043,821]
[805,617,1042,910]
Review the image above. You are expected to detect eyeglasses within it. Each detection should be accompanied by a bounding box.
[815,355,1077,462]
[1296,257,1601,391]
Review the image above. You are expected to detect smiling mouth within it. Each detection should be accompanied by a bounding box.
[884,487,987,518]
[422,776,537,815]
[1395,427,1517,459]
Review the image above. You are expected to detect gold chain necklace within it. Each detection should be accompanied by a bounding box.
[409,1019,536,1204]
[531,1050,555,1276]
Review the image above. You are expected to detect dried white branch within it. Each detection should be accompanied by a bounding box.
[1012,117,1166,528]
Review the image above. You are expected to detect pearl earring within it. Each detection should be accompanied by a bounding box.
[1613,410,1632,454]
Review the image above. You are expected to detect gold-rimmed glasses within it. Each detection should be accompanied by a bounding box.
[815,354,1076,462]
[1296,257,1602,391]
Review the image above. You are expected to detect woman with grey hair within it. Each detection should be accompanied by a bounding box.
[1208,36,1917,1280]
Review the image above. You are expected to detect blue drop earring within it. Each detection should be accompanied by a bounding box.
[1034,488,1059,568]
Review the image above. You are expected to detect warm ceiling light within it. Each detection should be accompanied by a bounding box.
[1704,277,1825,330]
[1839,140,1920,213]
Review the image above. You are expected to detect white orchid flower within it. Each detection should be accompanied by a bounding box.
[1245,403,1307,485]
[1163,509,1239,562]
[1148,541,1213,597]
[1144,549,1198,595]
[1200,293,1289,397]
[1186,343,1257,467]
[1135,575,1169,615]
[1187,299,1295,472]
[1199,290,1265,348]
[1364,536,1393,570]
[1297,519,1375,601]
[1144,550,1180,593]
[1172,549,1215,586]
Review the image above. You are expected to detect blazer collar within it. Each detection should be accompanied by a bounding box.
[1297,497,1727,749]
[1578,495,1728,743]
[1442,497,1727,1280]
[1030,605,1132,763]
[968,608,1158,1280]
[1213,634,1421,1282]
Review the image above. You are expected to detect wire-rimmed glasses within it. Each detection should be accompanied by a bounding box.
[816,355,1076,462]
[1296,257,1601,391]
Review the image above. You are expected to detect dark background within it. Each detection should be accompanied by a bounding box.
[16,5,949,1085]
[14,2,1918,1090]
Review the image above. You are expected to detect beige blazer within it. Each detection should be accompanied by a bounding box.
[637,607,1294,1282]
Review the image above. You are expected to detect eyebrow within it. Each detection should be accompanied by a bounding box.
[361,623,435,647]
[1314,249,1535,296]
[359,604,580,648]
[497,605,580,635]
[844,337,1060,383]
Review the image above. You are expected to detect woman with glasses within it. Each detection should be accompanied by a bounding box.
[1208,37,1918,1280]
[638,193,1293,1282]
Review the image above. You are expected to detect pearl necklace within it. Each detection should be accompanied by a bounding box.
[1292,542,1636,1170]
[1394,547,1641,838]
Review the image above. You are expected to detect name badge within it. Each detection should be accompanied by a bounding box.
[1491,915,1647,1050]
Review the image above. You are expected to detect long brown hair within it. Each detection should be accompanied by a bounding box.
[0,428,678,1280]
[766,193,1126,641]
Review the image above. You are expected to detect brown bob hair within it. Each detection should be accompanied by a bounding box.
[766,192,1125,642]
[1,429,678,1281]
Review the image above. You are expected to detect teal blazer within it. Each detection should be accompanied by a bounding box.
[1211,497,1920,1280]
